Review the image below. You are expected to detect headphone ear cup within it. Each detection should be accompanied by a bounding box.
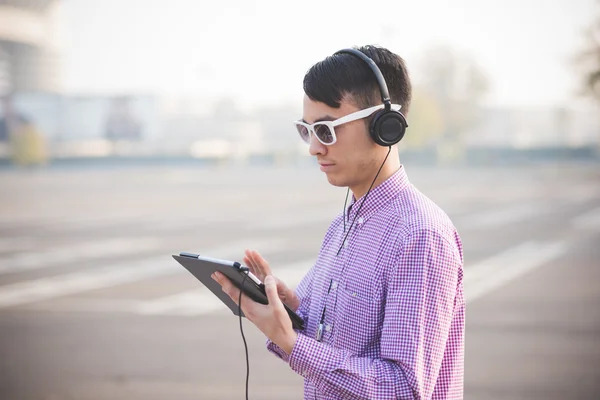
[370,110,407,146]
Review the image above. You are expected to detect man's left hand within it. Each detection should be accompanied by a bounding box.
[211,272,298,355]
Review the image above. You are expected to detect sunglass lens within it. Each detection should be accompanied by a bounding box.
[314,124,334,144]
[295,124,310,144]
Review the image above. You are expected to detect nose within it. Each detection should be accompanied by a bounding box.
[308,131,327,156]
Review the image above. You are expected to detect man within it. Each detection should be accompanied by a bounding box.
[212,45,465,399]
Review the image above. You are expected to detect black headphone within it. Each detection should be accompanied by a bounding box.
[334,48,408,147]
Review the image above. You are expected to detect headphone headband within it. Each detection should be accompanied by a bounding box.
[334,48,391,109]
[333,47,408,147]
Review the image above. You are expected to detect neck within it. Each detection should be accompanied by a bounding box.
[350,152,401,201]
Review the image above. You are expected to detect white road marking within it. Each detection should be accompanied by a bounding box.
[570,207,600,231]
[136,290,225,316]
[0,239,288,309]
[0,237,162,274]
[561,186,599,206]
[458,204,549,230]
[465,240,568,303]
[0,211,153,232]
[255,210,337,230]
[0,237,35,254]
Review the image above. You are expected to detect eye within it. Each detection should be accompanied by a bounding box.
[314,123,334,143]
[295,124,310,143]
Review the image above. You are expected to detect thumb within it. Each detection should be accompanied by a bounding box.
[264,275,283,309]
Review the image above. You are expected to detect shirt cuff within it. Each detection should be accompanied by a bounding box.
[288,332,336,380]
[266,337,291,362]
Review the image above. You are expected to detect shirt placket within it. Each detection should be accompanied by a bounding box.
[320,218,363,343]
[318,256,342,343]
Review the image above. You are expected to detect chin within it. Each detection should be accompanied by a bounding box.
[324,173,348,188]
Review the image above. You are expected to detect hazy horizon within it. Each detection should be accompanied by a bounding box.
[57,0,599,112]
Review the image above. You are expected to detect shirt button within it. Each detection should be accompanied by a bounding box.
[325,324,332,332]
[344,240,348,248]
[358,217,364,224]
[331,281,338,290]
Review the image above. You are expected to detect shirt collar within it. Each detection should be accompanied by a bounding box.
[345,165,410,224]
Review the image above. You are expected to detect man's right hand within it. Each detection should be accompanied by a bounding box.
[243,249,300,312]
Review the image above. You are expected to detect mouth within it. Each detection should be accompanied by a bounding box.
[318,162,335,172]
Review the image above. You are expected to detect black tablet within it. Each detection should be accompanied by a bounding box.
[172,252,305,331]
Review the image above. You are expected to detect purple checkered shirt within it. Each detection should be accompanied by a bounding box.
[267,165,465,399]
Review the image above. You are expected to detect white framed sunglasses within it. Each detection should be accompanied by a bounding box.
[293,103,401,145]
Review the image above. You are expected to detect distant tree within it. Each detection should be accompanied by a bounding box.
[419,45,490,139]
[417,45,490,161]
[574,2,600,102]
[402,87,444,150]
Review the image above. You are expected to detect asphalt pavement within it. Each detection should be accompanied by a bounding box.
[0,161,598,400]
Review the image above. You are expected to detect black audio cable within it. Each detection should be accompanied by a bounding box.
[238,267,250,400]
[336,146,392,256]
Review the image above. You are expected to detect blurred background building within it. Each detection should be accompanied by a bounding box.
[0,0,598,167]
[0,0,64,94]
[0,0,64,164]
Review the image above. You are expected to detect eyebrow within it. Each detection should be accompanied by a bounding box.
[301,115,336,124]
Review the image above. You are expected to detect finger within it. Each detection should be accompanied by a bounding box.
[245,250,265,280]
[212,272,233,291]
[211,271,227,287]
[212,272,236,294]
[242,255,256,275]
[264,275,285,313]
[214,273,252,307]
[250,250,272,276]
[243,250,258,273]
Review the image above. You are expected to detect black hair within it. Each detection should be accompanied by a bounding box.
[303,45,412,114]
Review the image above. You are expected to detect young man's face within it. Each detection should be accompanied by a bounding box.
[301,94,388,195]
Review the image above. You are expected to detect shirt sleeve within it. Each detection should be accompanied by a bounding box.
[266,262,316,361]
[286,228,461,399]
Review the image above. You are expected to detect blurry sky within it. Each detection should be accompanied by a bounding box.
[61,0,597,110]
